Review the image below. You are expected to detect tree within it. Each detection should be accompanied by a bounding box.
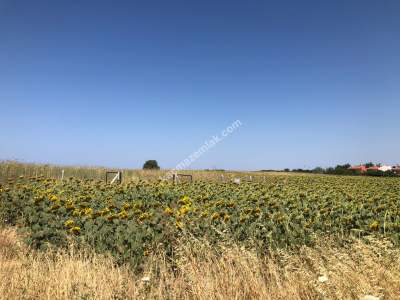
[143,160,160,170]
[312,167,325,174]
[333,164,352,175]
[365,162,374,168]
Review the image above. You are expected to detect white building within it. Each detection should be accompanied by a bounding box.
[379,165,393,172]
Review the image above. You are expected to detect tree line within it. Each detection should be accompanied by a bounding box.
[287,163,398,177]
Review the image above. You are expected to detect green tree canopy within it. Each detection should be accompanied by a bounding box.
[143,160,160,170]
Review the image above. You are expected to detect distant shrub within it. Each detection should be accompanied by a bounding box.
[366,170,397,177]
[143,160,160,170]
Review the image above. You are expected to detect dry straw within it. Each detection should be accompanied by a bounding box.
[0,227,399,300]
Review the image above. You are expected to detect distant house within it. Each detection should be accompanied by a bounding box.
[348,164,399,174]
[367,166,380,171]
[379,165,393,172]
[392,166,400,174]
[348,165,367,173]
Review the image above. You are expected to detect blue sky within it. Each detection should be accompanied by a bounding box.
[0,0,399,170]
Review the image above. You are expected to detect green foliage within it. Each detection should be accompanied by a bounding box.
[324,164,356,175]
[142,160,160,170]
[312,167,324,174]
[366,169,397,177]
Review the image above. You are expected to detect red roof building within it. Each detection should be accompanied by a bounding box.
[367,166,380,171]
[348,165,367,173]
[348,164,400,175]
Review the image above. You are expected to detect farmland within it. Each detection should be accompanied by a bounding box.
[2,168,400,264]
[1,163,400,299]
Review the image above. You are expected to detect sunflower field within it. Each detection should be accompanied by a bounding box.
[1,174,400,269]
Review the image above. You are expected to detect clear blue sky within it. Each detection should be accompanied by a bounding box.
[1,0,399,170]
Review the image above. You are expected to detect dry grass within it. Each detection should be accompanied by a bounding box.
[0,160,311,183]
[0,227,399,299]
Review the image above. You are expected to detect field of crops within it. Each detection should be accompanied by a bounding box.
[1,174,400,270]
